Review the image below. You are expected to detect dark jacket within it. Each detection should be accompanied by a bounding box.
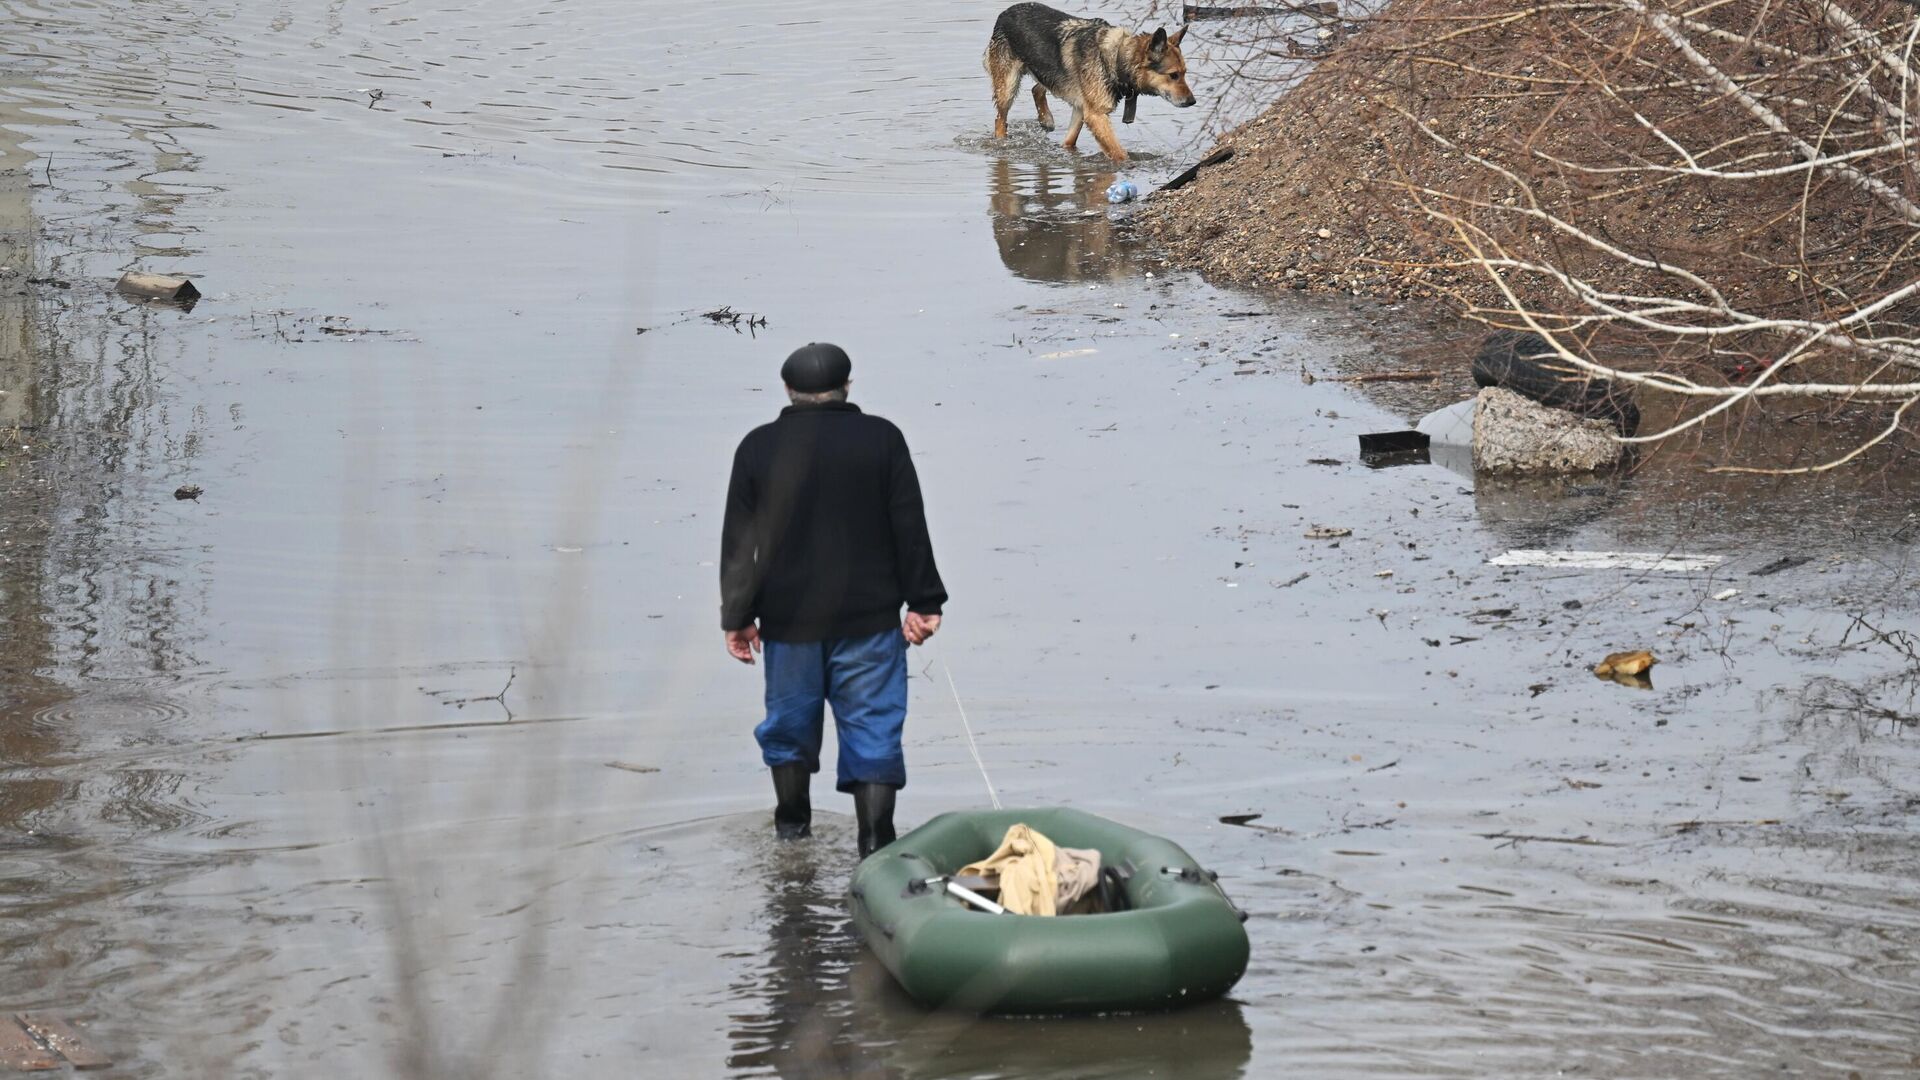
[720,401,946,642]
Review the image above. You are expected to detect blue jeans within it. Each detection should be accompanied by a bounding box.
[756,627,909,792]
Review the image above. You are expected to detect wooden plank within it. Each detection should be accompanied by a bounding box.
[16,1016,111,1070]
[1159,146,1234,193]
[113,271,201,304]
[0,1016,57,1072]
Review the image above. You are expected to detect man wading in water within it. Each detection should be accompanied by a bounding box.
[720,343,948,857]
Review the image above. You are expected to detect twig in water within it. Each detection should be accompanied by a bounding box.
[700,305,770,335]
[1840,614,1920,662]
[1477,831,1619,847]
[1670,818,1781,833]
[427,666,517,716]
[1327,370,1447,383]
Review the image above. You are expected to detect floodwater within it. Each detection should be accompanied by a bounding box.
[2,1,1917,1077]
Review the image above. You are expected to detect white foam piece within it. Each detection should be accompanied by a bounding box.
[1489,550,1725,572]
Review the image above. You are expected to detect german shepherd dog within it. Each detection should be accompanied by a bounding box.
[984,3,1195,161]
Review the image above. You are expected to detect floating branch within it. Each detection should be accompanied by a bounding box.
[701,305,770,335]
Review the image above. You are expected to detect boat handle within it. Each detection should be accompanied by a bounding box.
[849,886,898,938]
[1162,867,1251,924]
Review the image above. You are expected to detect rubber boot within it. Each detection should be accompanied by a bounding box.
[852,783,898,858]
[771,763,812,841]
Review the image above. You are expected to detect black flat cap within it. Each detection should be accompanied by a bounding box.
[781,342,852,392]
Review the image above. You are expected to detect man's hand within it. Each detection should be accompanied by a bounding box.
[903,612,942,646]
[725,625,762,665]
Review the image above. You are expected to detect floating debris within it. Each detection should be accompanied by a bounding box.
[114,271,200,304]
[0,1016,55,1070]
[1218,812,1294,835]
[3,1013,109,1070]
[1330,371,1446,384]
[247,311,415,342]
[1594,650,1656,689]
[701,305,768,334]
[1358,429,1431,469]
[1478,831,1620,848]
[173,484,203,501]
[1304,525,1351,539]
[1490,550,1724,572]
[1594,650,1656,677]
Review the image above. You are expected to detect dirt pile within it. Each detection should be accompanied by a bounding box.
[1137,59,1464,300]
[1137,0,1920,347]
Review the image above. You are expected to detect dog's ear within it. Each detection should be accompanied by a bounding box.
[1148,26,1168,61]
[1169,24,1188,48]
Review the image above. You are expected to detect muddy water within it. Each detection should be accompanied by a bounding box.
[1,0,1917,1077]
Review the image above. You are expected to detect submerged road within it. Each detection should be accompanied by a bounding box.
[0,1,1916,1076]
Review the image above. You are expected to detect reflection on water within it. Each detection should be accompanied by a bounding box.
[1470,474,1627,551]
[1412,391,1920,557]
[860,992,1253,1080]
[2,43,207,1067]
[726,847,892,1080]
[987,157,1148,284]
[1,121,66,833]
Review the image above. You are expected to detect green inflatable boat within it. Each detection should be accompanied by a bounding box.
[848,808,1250,1014]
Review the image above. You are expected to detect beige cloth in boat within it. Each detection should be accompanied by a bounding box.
[958,824,1102,916]
[1053,844,1103,912]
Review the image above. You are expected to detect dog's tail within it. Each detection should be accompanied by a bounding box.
[983,17,1012,76]
[982,33,1007,76]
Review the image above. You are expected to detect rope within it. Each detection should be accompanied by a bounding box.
[935,646,1002,810]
